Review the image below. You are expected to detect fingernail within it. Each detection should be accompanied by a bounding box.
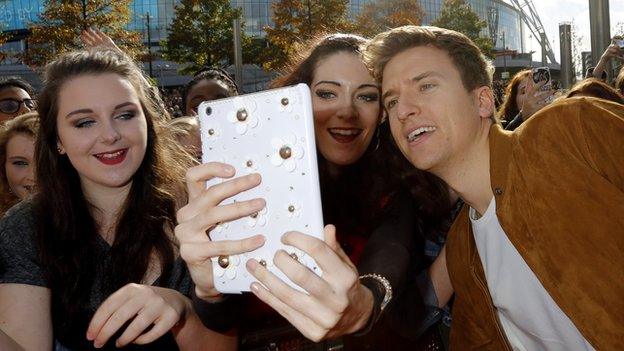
[252,198,265,208]
[250,282,260,293]
[246,259,258,271]
[281,232,292,244]
[223,165,234,174]
[86,332,93,340]
[254,235,266,245]
[94,341,102,348]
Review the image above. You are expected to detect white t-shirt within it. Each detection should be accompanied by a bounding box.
[469,198,595,351]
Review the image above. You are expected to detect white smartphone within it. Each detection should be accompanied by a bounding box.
[532,66,551,88]
[197,84,325,294]
[532,66,554,103]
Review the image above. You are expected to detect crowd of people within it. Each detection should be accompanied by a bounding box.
[0,25,622,351]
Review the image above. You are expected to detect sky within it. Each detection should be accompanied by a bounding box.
[519,0,624,63]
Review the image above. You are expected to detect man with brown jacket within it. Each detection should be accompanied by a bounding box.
[365,25,623,350]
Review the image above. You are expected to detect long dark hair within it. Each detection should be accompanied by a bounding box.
[497,69,531,122]
[271,34,451,241]
[270,34,389,237]
[34,49,189,324]
[182,67,239,108]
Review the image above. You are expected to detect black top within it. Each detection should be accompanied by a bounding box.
[503,111,524,131]
[0,201,192,351]
[193,191,429,350]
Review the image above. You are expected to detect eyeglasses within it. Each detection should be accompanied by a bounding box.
[0,98,37,114]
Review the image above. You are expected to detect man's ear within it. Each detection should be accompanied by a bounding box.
[474,86,495,120]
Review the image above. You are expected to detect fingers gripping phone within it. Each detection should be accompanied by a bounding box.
[613,37,624,58]
[197,84,325,294]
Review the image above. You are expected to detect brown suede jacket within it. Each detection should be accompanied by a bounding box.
[446,97,624,350]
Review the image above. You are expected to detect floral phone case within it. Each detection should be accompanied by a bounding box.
[198,83,324,294]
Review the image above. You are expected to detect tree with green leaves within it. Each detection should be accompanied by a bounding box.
[431,0,493,58]
[0,27,11,62]
[21,0,144,68]
[262,0,352,71]
[354,0,424,38]
[161,0,254,75]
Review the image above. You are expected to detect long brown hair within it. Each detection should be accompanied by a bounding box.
[34,49,190,324]
[0,112,38,214]
[271,33,367,88]
[497,69,531,122]
[271,34,393,238]
[272,33,450,241]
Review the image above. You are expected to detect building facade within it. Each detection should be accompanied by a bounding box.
[1,0,526,88]
[230,0,524,51]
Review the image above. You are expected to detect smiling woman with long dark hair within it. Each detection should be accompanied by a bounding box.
[0,49,236,351]
[174,34,452,350]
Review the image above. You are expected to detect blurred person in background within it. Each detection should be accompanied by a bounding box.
[0,77,36,123]
[591,37,623,84]
[0,112,38,215]
[497,69,554,130]
[182,68,239,116]
[166,116,201,161]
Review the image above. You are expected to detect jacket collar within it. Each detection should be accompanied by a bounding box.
[488,124,514,198]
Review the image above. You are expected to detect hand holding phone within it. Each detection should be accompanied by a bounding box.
[198,84,325,294]
[522,68,554,118]
[531,67,553,102]
[612,37,624,59]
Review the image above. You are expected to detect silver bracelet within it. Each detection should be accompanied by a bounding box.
[359,273,393,312]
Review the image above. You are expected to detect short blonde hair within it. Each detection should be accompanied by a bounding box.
[364,25,494,92]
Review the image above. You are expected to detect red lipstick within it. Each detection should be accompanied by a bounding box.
[93,148,128,165]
